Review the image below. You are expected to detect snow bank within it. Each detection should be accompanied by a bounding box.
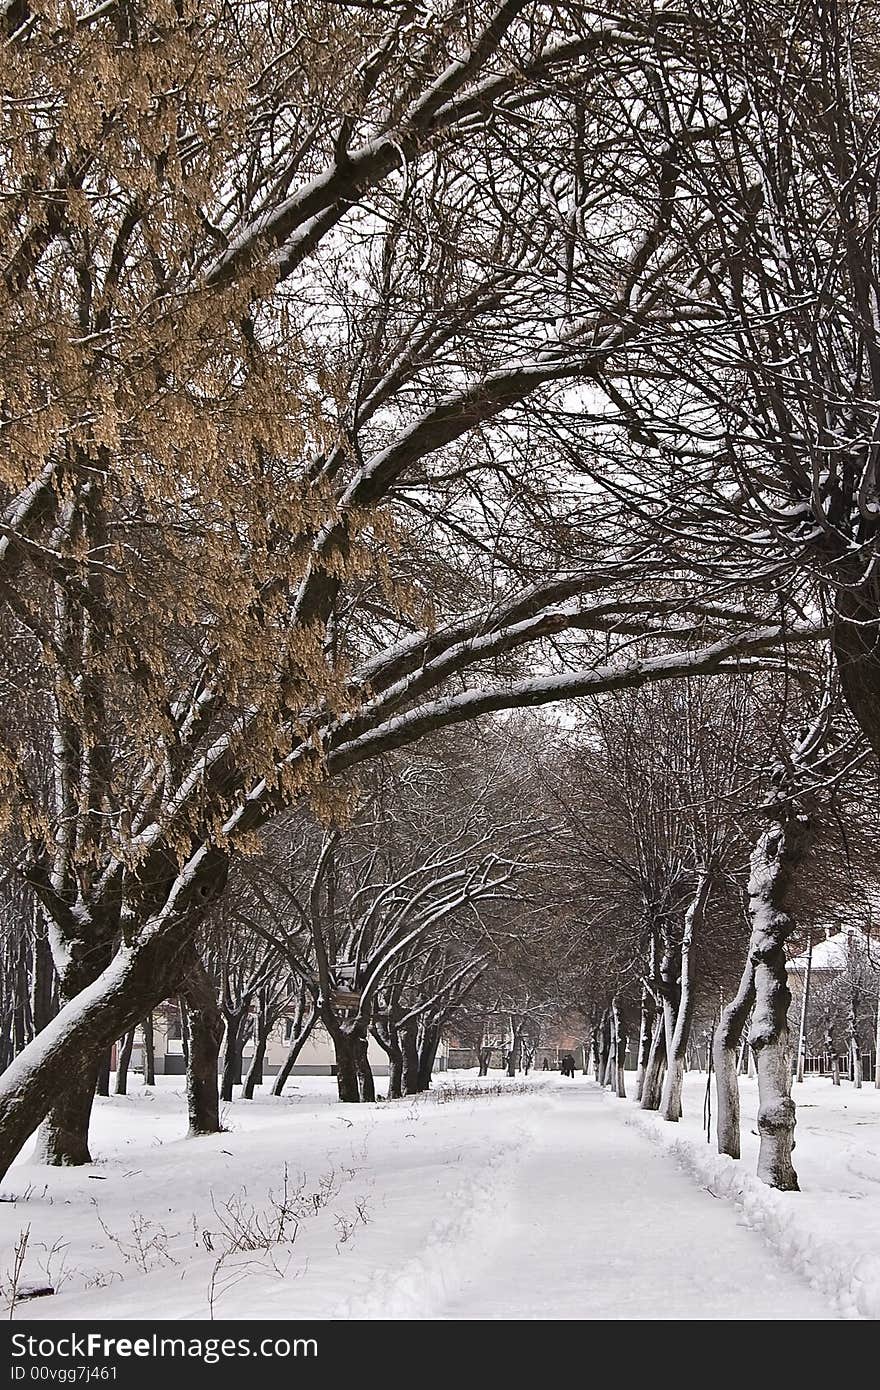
[607,1077,880,1320]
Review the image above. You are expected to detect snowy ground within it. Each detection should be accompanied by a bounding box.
[0,1071,874,1320]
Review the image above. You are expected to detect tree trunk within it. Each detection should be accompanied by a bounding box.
[0,929,196,1181]
[597,1011,612,1087]
[271,1008,316,1096]
[176,996,190,1067]
[418,1023,440,1090]
[399,1021,420,1095]
[178,949,224,1136]
[875,989,880,1089]
[639,1016,666,1111]
[634,987,655,1101]
[659,939,682,1064]
[242,1032,268,1099]
[95,1048,112,1097]
[506,1026,520,1077]
[660,872,711,1122]
[330,1026,361,1103]
[354,1034,375,1102]
[220,1012,246,1103]
[114,1029,135,1096]
[32,1051,102,1166]
[611,996,627,1098]
[142,1011,155,1085]
[33,941,114,1166]
[31,932,56,1036]
[713,956,756,1160]
[381,1038,403,1100]
[747,800,808,1191]
[590,1027,601,1080]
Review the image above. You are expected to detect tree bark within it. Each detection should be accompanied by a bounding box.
[417,1023,440,1090]
[354,1034,375,1102]
[178,948,224,1136]
[848,987,862,1088]
[506,1024,521,1078]
[713,956,756,1159]
[639,1016,666,1110]
[32,1051,102,1166]
[611,996,628,1097]
[0,930,196,1181]
[399,1021,420,1095]
[370,1016,397,1089]
[747,799,807,1191]
[660,872,711,1122]
[242,1032,267,1099]
[33,942,113,1166]
[220,1012,247,1102]
[634,987,655,1101]
[142,1012,155,1085]
[95,1048,112,1097]
[331,1028,361,1103]
[31,932,56,1036]
[114,1029,135,1096]
[271,1008,316,1096]
[597,1010,612,1087]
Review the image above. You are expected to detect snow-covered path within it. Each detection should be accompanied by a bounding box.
[438,1082,832,1320]
[4,1073,865,1320]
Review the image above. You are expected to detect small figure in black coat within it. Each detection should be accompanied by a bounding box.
[560,1054,576,1077]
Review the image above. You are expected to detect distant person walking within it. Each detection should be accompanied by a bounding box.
[560,1054,576,1077]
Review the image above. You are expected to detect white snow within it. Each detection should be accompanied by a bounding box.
[622,1071,880,1319]
[0,1072,871,1320]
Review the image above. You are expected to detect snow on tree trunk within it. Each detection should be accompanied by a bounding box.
[875,990,880,1089]
[660,872,711,1123]
[611,996,628,1097]
[0,931,197,1181]
[33,943,113,1166]
[747,787,808,1191]
[829,1019,841,1086]
[847,977,863,1088]
[713,956,756,1160]
[635,987,655,1102]
[506,1024,521,1078]
[639,1017,666,1110]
